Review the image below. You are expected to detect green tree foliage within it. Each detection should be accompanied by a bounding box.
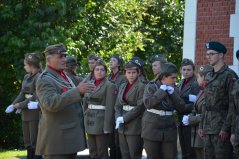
[0,0,184,148]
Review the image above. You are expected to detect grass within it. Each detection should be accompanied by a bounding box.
[0,149,26,159]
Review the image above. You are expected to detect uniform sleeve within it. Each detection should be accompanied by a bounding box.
[230,86,236,134]
[115,84,123,119]
[143,83,167,109]
[188,115,201,126]
[123,84,146,123]
[36,77,83,112]
[221,72,238,132]
[104,83,117,132]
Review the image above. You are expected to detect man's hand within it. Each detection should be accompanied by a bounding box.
[198,129,204,139]
[115,116,124,129]
[5,105,14,113]
[219,130,229,142]
[77,79,96,94]
[13,103,20,109]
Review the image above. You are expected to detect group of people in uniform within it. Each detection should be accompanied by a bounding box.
[4,40,239,159]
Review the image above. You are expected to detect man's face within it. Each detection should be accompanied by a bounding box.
[88,59,97,71]
[48,54,67,71]
[181,65,194,79]
[206,50,222,66]
[152,61,161,76]
[109,57,120,69]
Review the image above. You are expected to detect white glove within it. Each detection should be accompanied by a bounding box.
[115,116,124,129]
[15,109,22,114]
[167,86,174,94]
[182,115,189,125]
[27,101,38,109]
[160,85,167,91]
[189,94,197,103]
[5,105,14,113]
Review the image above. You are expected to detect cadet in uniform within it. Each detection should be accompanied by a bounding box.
[35,43,95,159]
[130,57,148,84]
[183,64,213,159]
[142,62,185,159]
[9,53,42,159]
[177,59,200,159]
[85,53,100,81]
[198,41,237,159]
[64,56,84,85]
[83,60,117,159]
[115,59,145,159]
[230,50,239,158]
[108,53,127,88]
[107,53,126,159]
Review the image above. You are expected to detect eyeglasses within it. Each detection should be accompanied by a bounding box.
[206,52,218,57]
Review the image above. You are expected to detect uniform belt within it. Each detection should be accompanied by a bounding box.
[123,105,135,111]
[25,94,33,99]
[88,104,106,110]
[147,109,173,116]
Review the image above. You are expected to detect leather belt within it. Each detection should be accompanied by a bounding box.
[88,104,106,110]
[147,109,173,116]
[123,105,135,111]
[25,94,33,99]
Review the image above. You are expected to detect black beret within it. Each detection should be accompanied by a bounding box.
[131,57,144,68]
[181,58,194,67]
[44,43,67,56]
[205,41,227,54]
[150,54,166,63]
[161,62,178,74]
[24,53,40,68]
[236,50,239,59]
[197,64,213,76]
[112,53,123,64]
[66,56,77,67]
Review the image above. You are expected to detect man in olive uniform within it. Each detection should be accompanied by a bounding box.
[142,62,186,159]
[64,56,84,85]
[199,41,237,159]
[230,50,239,158]
[85,53,100,81]
[35,43,95,159]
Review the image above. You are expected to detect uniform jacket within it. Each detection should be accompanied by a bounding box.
[188,90,204,148]
[107,71,127,88]
[142,81,185,142]
[65,71,83,86]
[115,79,145,135]
[35,66,86,155]
[230,80,239,135]
[201,64,237,134]
[13,71,41,121]
[83,78,117,134]
[177,76,200,126]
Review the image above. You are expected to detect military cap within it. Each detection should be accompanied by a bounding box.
[88,53,100,61]
[205,41,227,54]
[236,50,239,59]
[66,56,77,67]
[161,62,178,74]
[24,53,40,68]
[131,57,144,68]
[43,43,67,56]
[112,53,124,65]
[181,58,194,67]
[197,64,213,76]
[124,60,139,70]
[150,54,166,63]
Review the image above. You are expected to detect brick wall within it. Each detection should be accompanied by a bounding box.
[195,0,235,66]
